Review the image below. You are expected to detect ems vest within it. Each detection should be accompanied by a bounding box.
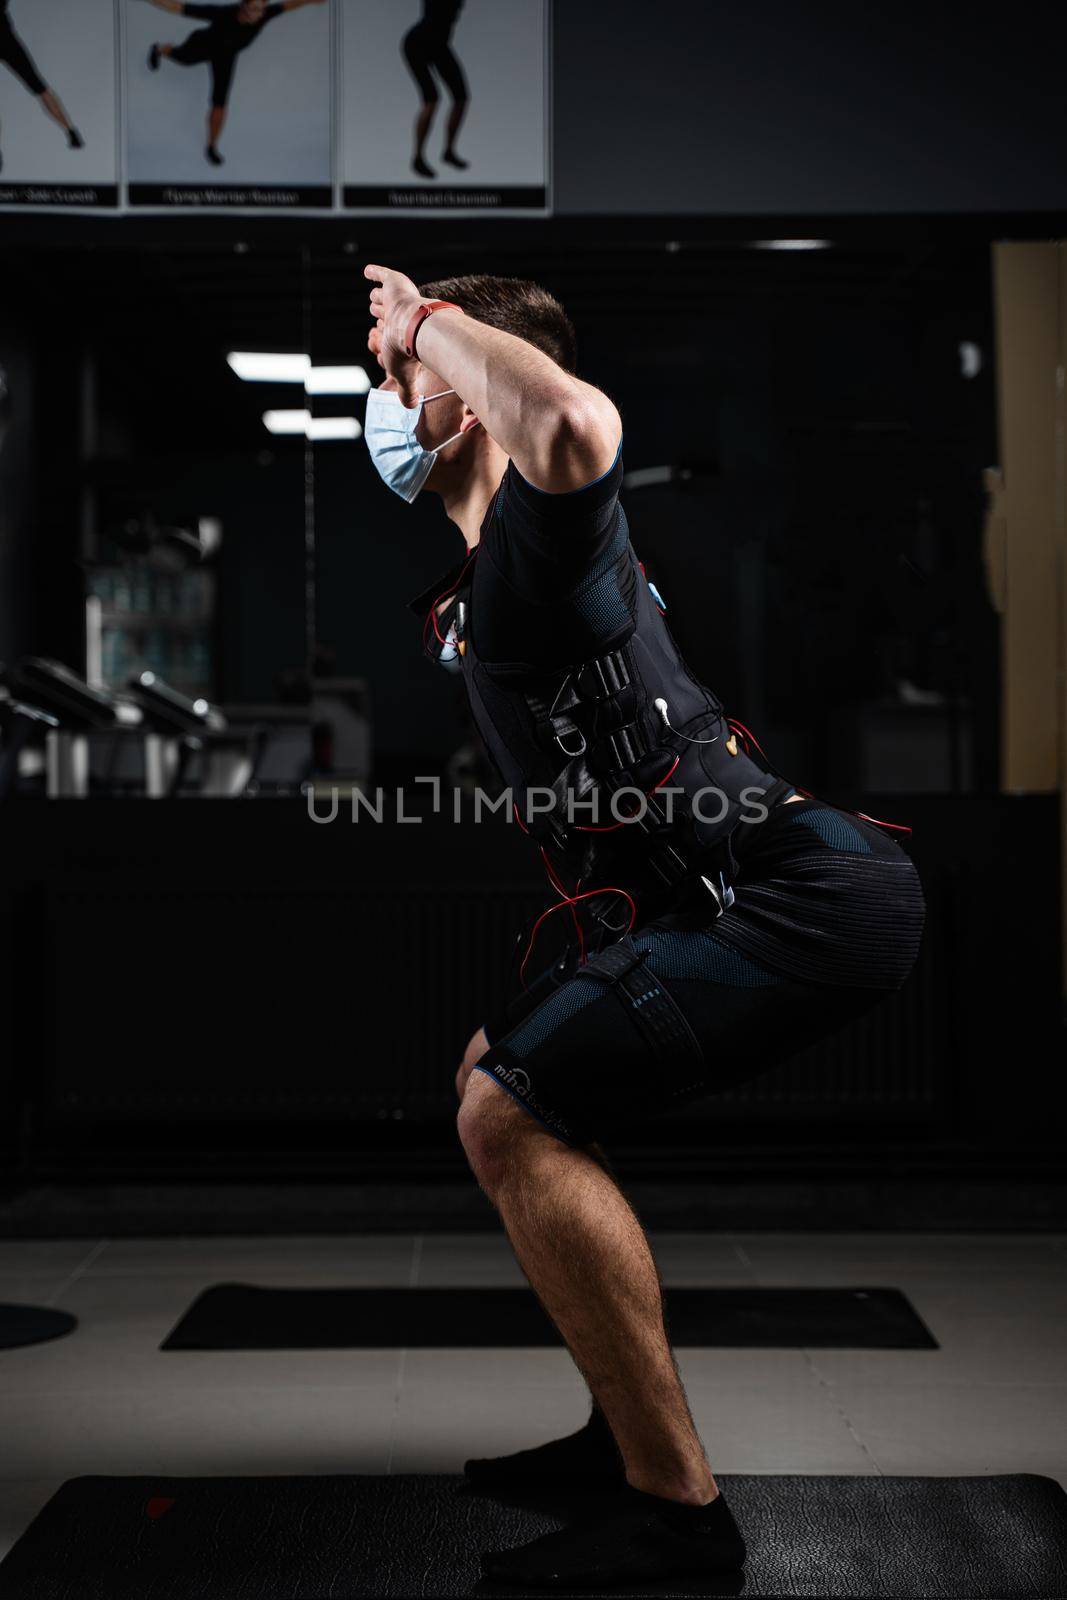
[410,497,795,936]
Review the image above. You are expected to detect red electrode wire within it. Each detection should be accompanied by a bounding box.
[519,883,635,990]
[422,548,478,650]
[726,718,913,838]
[512,754,680,982]
[573,755,681,832]
[539,846,586,969]
[513,802,587,972]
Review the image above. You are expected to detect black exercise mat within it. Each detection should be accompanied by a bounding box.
[161,1284,937,1350]
[0,1304,76,1350]
[2,1473,1065,1598]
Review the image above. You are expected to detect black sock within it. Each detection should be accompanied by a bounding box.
[464,1403,625,1485]
[67,128,83,150]
[480,1484,746,1587]
[148,44,161,71]
[412,153,435,178]
[206,144,224,166]
[442,148,468,168]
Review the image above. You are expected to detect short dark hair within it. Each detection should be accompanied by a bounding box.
[418,273,577,374]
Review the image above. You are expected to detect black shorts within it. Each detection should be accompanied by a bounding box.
[0,19,46,97]
[402,23,468,104]
[473,798,927,1146]
[170,30,238,108]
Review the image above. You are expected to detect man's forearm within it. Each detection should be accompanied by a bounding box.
[415,312,620,493]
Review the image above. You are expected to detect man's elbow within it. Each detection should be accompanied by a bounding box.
[549,392,621,473]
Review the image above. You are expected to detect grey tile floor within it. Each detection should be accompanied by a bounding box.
[1,1231,1065,1563]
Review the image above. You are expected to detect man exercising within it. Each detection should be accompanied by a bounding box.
[363,265,926,1588]
[139,0,325,167]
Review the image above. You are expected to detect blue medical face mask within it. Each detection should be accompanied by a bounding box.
[364,385,473,503]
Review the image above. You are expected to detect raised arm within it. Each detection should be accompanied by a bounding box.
[366,264,621,494]
[279,0,327,10]
[139,0,185,14]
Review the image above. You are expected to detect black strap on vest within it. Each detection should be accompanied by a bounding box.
[524,649,655,772]
[576,772,795,936]
[574,937,704,1072]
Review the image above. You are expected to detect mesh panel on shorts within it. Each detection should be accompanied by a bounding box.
[507,981,608,1057]
[788,806,872,854]
[639,929,782,987]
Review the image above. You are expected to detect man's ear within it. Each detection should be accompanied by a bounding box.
[459,414,482,435]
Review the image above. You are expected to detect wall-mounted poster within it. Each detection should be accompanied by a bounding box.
[341,0,549,213]
[0,0,119,208]
[125,0,334,208]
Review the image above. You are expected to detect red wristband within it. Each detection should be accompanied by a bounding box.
[403,299,463,360]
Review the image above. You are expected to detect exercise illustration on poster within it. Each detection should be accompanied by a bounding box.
[142,0,324,169]
[402,0,468,180]
[342,0,547,212]
[0,0,116,207]
[0,0,84,168]
[127,0,334,208]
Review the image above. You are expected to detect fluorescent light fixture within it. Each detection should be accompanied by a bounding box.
[228,352,310,383]
[263,409,311,435]
[262,410,362,441]
[306,416,362,441]
[306,365,371,395]
[623,465,676,489]
[752,239,832,251]
[958,341,983,379]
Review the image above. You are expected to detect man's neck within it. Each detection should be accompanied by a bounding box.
[438,445,510,552]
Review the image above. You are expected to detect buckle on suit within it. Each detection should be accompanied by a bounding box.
[554,726,587,757]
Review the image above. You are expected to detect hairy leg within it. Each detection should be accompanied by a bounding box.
[458,1043,617,1177]
[458,1070,716,1504]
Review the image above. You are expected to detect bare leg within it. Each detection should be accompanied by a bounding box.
[38,88,76,136]
[412,100,437,176]
[207,104,227,160]
[443,96,468,158]
[458,1070,717,1504]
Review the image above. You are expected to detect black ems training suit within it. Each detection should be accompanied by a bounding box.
[0,1,47,97]
[170,2,283,108]
[412,448,927,1147]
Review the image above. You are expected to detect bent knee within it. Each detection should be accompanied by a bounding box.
[456,1026,489,1102]
[456,1078,520,1185]
[455,1060,477,1101]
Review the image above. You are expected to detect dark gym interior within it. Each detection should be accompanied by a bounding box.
[1,0,1065,1594]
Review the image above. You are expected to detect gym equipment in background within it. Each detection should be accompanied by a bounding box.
[0,682,57,801]
[1,656,142,797]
